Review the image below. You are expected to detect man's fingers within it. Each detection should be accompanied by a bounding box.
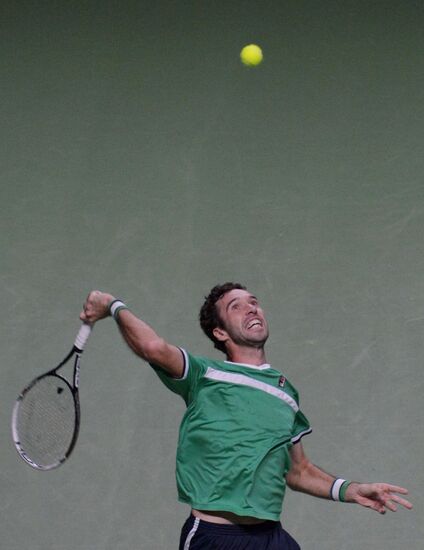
[87,290,99,304]
[384,500,397,512]
[383,484,409,495]
[376,490,413,513]
[380,485,412,511]
[358,483,412,514]
[81,290,113,323]
[389,493,413,510]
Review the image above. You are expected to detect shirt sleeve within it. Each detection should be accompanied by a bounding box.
[149,349,206,405]
[291,409,312,443]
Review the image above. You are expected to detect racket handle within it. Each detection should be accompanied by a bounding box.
[74,323,92,352]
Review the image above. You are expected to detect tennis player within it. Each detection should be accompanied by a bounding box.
[80,283,412,549]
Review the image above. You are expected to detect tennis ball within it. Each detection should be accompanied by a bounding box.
[240,44,263,67]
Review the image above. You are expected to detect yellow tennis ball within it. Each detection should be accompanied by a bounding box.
[240,44,263,67]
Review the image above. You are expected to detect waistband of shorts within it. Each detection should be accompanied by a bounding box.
[188,514,281,536]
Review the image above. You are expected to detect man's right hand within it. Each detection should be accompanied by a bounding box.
[80,290,115,324]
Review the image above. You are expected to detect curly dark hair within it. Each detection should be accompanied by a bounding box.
[199,282,247,354]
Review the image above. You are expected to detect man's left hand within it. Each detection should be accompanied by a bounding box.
[346,482,413,514]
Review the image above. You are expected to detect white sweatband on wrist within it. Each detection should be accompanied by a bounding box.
[330,478,347,501]
[109,300,128,321]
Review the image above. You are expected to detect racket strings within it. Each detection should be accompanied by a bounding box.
[14,376,77,468]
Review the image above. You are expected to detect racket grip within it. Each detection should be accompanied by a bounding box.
[74,323,92,352]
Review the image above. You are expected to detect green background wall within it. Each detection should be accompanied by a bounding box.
[1,1,422,548]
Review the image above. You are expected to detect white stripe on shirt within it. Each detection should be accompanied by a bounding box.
[204,367,299,412]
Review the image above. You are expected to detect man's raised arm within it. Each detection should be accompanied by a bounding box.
[80,290,184,378]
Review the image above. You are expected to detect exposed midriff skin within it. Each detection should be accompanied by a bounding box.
[192,509,267,525]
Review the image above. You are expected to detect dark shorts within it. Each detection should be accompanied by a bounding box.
[179,515,301,550]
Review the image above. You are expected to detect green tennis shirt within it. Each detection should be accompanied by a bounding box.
[151,350,312,521]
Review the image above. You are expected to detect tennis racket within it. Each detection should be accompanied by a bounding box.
[11,322,92,470]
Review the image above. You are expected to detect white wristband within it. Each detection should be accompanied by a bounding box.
[331,478,347,501]
[109,300,128,320]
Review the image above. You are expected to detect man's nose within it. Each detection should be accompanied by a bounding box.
[246,302,257,313]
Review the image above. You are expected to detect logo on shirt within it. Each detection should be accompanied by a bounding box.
[278,375,286,388]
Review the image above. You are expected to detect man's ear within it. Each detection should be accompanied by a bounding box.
[213,326,228,343]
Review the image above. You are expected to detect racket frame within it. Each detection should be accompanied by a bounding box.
[11,324,91,470]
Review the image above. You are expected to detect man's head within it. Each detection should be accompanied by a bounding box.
[199,282,269,356]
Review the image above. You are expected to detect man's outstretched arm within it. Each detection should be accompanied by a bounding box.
[286,441,412,514]
[80,290,185,378]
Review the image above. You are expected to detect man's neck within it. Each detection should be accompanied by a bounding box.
[226,346,267,366]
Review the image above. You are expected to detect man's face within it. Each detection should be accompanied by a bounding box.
[213,289,269,350]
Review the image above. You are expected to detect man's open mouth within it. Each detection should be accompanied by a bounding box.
[246,319,262,329]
